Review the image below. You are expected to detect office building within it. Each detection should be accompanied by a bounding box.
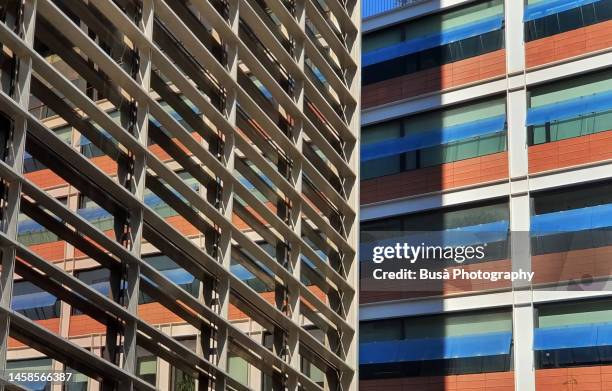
[0,0,360,390]
[360,0,612,390]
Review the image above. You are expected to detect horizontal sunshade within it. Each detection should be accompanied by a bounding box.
[534,323,612,350]
[531,203,612,236]
[361,115,506,162]
[524,0,603,22]
[362,15,504,67]
[526,90,612,126]
[360,331,512,364]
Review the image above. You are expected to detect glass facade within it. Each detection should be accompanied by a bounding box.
[362,0,505,85]
[360,0,612,390]
[525,0,612,42]
[535,299,612,369]
[360,310,513,379]
[362,98,507,180]
[531,179,612,255]
[528,69,612,145]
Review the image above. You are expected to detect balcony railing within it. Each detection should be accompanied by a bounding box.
[363,0,427,18]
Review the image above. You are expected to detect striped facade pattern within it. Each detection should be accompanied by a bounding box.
[0,0,360,390]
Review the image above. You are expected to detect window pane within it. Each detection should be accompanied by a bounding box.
[594,110,612,133]
[137,356,157,386]
[557,7,583,32]
[361,318,403,342]
[361,156,401,179]
[172,367,195,391]
[405,98,506,131]
[402,202,509,231]
[455,138,480,161]
[531,180,612,215]
[7,358,53,391]
[363,27,402,53]
[550,117,582,141]
[74,268,111,315]
[362,121,400,144]
[11,281,60,320]
[404,0,504,41]
[64,368,88,391]
[529,69,612,108]
[405,151,418,170]
[478,133,506,155]
[538,299,612,328]
[228,356,249,386]
[403,310,512,339]
[481,29,504,53]
[457,35,481,59]
[595,0,612,20]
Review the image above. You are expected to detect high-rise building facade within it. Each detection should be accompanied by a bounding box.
[360,0,612,390]
[0,0,360,390]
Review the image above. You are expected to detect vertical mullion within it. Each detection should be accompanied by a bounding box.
[0,0,37,380]
[121,0,153,385]
[216,1,238,389]
[287,0,305,389]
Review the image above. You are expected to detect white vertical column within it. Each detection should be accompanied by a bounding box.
[0,2,37,387]
[345,0,360,390]
[505,0,526,74]
[513,295,536,391]
[507,88,529,180]
[505,2,535,389]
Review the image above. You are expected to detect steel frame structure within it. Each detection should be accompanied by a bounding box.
[0,0,360,389]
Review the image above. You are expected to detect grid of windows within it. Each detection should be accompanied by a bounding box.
[362,98,507,180]
[360,0,612,389]
[531,180,612,255]
[362,0,505,85]
[362,200,509,232]
[528,68,612,146]
[525,0,612,42]
[535,299,612,369]
[360,310,513,379]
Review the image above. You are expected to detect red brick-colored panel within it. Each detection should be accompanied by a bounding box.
[68,314,106,337]
[362,50,506,109]
[27,241,66,262]
[532,245,612,285]
[526,20,612,68]
[25,168,66,190]
[149,143,172,161]
[536,365,612,391]
[360,259,512,304]
[361,152,508,205]
[360,371,514,391]
[138,302,184,325]
[8,318,61,348]
[91,155,117,175]
[529,131,612,173]
[165,215,199,236]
